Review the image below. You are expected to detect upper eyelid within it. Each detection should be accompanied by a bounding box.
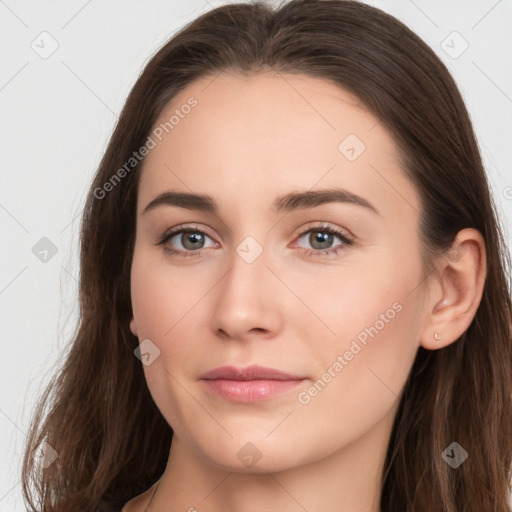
[161,224,216,242]
[297,223,352,238]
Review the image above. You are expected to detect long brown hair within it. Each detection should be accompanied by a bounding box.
[21,1,512,510]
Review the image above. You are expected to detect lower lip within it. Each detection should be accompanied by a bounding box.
[201,379,305,402]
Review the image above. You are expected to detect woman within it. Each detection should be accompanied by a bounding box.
[21,0,512,511]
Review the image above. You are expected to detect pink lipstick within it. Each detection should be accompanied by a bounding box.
[200,364,306,402]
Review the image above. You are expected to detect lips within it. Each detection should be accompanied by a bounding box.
[200,365,307,402]
[200,364,304,381]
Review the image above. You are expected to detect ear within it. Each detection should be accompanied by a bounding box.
[130,317,138,337]
[419,228,487,350]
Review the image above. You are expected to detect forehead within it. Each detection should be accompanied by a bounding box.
[137,71,420,221]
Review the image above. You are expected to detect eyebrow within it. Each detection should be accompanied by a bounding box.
[142,188,379,216]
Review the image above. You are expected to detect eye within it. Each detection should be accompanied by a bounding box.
[156,224,217,257]
[156,222,354,258]
[293,223,354,257]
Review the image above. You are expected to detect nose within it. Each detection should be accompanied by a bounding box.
[211,242,283,342]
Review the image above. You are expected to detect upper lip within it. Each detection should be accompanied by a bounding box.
[200,365,305,381]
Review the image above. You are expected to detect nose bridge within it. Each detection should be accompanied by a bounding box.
[211,234,280,338]
[231,236,266,291]
[221,235,269,308]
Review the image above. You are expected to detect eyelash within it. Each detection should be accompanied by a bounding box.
[156,223,354,258]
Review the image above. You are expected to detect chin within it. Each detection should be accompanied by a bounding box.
[193,432,305,474]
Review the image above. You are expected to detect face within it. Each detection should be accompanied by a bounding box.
[129,71,427,472]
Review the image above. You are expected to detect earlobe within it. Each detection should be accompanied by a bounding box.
[130,317,138,337]
[419,228,486,351]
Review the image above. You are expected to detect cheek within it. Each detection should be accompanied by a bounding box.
[130,251,203,339]
[130,250,210,385]
[304,236,423,355]
[292,242,422,394]
[289,282,420,459]
[130,252,205,430]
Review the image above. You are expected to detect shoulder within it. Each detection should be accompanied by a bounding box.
[95,497,137,512]
[95,504,123,512]
[119,483,157,512]
[97,481,157,512]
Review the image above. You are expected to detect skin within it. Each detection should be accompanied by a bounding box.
[124,71,486,512]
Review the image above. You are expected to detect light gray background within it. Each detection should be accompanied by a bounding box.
[1,0,511,510]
